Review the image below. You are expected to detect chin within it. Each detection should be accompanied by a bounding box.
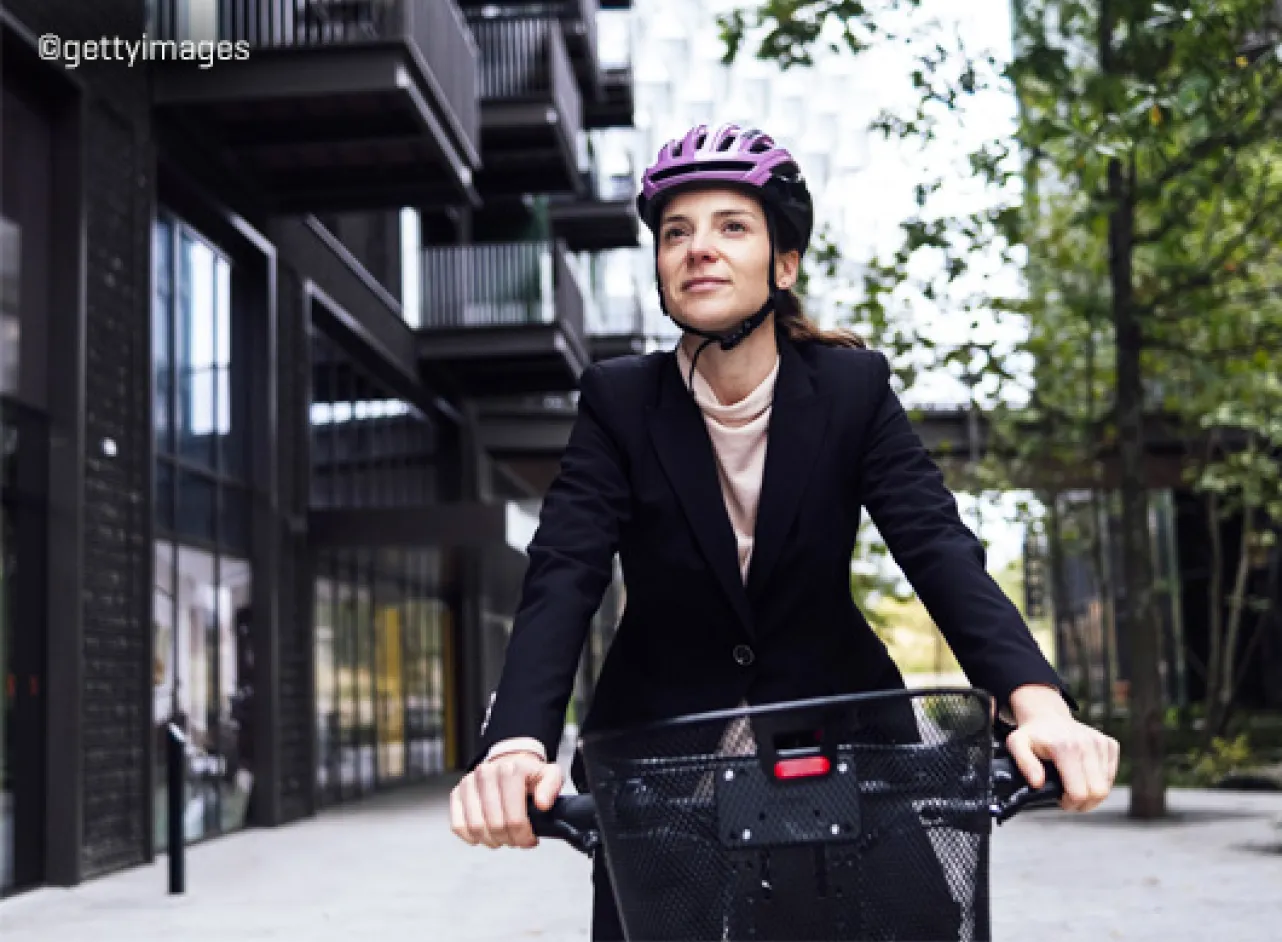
[672,301,748,333]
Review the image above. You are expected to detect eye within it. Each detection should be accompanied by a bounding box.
[662,226,688,242]
[723,219,748,233]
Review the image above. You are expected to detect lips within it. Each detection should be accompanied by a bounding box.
[683,277,729,291]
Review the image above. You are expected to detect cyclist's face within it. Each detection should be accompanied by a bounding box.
[657,189,798,330]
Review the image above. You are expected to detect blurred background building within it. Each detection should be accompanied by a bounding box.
[0,0,639,894]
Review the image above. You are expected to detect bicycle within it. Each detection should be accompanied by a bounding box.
[529,687,1064,941]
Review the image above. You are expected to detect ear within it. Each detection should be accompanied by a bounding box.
[774,249,801,290]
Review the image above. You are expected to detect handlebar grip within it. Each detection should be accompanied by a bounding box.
[528,794,600,855]
[991,747,1064,823]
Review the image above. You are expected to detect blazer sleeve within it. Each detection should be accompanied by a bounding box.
[465,364,632,770]
[856,352,1076,717]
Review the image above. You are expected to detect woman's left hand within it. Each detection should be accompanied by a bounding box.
[1004,684,1121,813]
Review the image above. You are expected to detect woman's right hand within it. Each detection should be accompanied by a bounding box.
[449,751,565,849]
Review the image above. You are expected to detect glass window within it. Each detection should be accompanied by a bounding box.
[425,598,448,776]
[355,570,375,793]
[374,565,405,783]
[314,575,337,804]
[152,211,255,848]
[177,233,219,470]
[308,332,455,801]
[216,557,252,834]
[175,470,216,544]
[153,219,173,455]
[178,544,218,842]
[334,575,359,800]
[1,217,22,398]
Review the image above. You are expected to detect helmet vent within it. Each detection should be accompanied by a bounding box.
[648,159,756,182]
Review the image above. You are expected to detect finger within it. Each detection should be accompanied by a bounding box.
[1055,741,1091,812]
[450,785,476,845]
[1086,737,1114,808]
[532,763,565,812]
[1072,740,1107,813]
[464,770,498,848]
[499,763,535,849]
[1107,736,1121,783]
[1005,728,1046,789]
[478,765,513,847]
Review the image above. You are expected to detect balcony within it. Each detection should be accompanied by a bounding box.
[150,0,481,212]
[560,0,602,103]
[417,240,590,396]
[470,17,585,197]
[588,293,646,361]
[549,168,639,251]
[585,64,634,129]
[457,0,602,102]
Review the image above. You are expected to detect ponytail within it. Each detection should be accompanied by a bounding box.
[776,289,866,348]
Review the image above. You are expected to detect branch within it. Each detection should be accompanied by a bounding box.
[1143,330,1282,364]
[1135,147,1242,248]
[1136,77,1282,202]
[1140,187,1282,315]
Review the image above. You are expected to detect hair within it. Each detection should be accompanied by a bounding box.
[775,288,866,348]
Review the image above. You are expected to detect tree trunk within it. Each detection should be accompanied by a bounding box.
[1203,491,1226,745]
[1089,488,1117,724]
[1046,495,1079,699]
[1085,311,1116,724]
[1108,152,1167,818]
[1214,506,1256,740]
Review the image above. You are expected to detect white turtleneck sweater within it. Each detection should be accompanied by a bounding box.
[485,346,780,764]
[675,342,780,581]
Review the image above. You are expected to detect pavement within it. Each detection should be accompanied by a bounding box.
[1,780,1279,942]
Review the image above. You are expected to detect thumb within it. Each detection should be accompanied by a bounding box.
[530,761,564,812]
[1005,727,1046,789]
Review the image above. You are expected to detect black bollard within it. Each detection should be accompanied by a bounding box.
[167,722,186,894]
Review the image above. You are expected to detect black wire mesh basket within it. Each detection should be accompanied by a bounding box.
[576,688,1002,941]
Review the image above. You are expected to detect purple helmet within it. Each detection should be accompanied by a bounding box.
[637,123,814,254]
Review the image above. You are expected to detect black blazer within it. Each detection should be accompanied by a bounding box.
[471,332,1070,774]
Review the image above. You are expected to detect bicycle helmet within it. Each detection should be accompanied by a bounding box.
[638,123,814,361]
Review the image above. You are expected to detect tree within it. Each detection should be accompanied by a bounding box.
[720,0,1282,819]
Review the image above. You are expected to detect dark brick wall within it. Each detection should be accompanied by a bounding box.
[80,104,153,879]
[4,0,156,878]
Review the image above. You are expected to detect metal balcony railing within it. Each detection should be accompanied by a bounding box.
[469,17,583,137]
[419,241,585,342]
[150,0,480,154]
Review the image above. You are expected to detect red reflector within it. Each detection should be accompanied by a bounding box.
[774,756,831,779]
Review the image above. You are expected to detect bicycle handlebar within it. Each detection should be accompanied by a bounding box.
[529,745,1064,851]
[529,793,600,854]
[990,750,1064,822]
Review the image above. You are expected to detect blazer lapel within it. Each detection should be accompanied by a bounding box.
[746,338,833,601]
[647,356,756,636]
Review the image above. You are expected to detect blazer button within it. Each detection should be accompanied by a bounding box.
[732,644,755,666]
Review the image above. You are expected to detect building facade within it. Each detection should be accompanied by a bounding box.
[0,0,638,894]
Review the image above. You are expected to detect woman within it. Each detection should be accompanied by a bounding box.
[450,123,1120,938]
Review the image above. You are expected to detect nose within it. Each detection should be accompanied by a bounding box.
[686,226,717,262]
